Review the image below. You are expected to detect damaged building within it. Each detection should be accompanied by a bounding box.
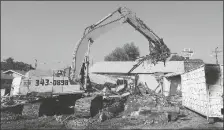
[89,61,185,96]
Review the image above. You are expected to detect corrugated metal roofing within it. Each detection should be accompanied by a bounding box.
[90,61,185,74]
[1,72,14,79]
[13,70,27,75]
[165,72,184,77]
[3,70,27,76]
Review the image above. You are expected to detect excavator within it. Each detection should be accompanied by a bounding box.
[7,7,171,118]
[69,7,171,91]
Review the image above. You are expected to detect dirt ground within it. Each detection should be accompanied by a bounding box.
[71,107,223,130]
[1,95,223,130]
[1,112,67,129]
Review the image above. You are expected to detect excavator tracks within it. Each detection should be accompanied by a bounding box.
[75,95,97,118]
[21,94,83,118]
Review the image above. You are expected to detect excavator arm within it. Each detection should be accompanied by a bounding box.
[69,7,171,84]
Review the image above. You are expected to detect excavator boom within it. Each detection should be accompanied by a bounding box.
[70,7,171,85]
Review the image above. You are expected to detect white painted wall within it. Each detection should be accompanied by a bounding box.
[137,74,159,91]
[162,77,171,96]
[12,73,23,78]
[1,89,6,97]
[11,77,22,96]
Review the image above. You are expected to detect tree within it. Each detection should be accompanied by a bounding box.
[5,57,14,69]
[169,54,185,61]
[1,57,35,71]
[169,54,204,63]
[104,42,140,61]
[123,42,140,61]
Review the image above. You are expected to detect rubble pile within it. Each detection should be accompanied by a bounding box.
[100,97,127,120]
[89,95,128,122]
[1,92,59,118]
[1,96,16,107]
[90,82,104,91]
[119,87,184,124]
[121,94,156,116]
[1,92,54,107]
[104,82,117,89]
[88,80,183,122]
[86,91,182,129]
[1,96,25,110]
[122,88,181,115]
[64,78,186,130]
[1,111,24,122]
[86,116,146,129]
[167,94,182,107]
[91,82,117,92]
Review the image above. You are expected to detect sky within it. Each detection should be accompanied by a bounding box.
[1,1,223,70]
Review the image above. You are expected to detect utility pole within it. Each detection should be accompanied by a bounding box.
[211,47,222,64]
[35,59,37,69]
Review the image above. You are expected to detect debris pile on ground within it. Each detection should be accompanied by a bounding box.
[167,94,182,107]
[1,111,24,122]
[1,111,67,129]
[1,92,54,109]
[85,90,183,129]
[121,94,155,116]
[65,118,89,129]
[104,82,117,89]
[1,96,27,112]
[98,96,128,122]
[91,82,117,92]
[1,96,17,107]
[86,116,146,129]
[124,88,182,112]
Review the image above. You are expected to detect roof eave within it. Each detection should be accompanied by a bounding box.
[3,70,25,77]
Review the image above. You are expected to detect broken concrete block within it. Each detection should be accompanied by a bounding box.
[99,112,107,122]
[98,111,115,122]
[116,84,126,93]
[130,111,140,117]
[121,92,130,97]
[106,102,124,114]
[167,112,179,122]
[139,109,151,116]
